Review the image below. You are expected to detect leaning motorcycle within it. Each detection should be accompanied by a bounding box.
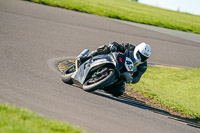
[61,49,140,97]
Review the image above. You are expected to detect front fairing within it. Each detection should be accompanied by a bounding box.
[71,54,116,85]
[125,50,141,73]
[111,52,126,73]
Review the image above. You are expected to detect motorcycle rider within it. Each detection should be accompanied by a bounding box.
[76,42,151,97]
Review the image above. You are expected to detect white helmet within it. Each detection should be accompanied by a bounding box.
[134,42,151,63]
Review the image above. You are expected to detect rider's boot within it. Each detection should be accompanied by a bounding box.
[75,58,81,71]
[75,49,90,70]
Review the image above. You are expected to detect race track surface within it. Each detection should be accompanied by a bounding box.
[0,0,200,133]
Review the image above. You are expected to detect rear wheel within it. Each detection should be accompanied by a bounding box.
[82,68,116,92]
[61,65,76,84]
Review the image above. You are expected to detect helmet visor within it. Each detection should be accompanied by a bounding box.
[138,51,148,62]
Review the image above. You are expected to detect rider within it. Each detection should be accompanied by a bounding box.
[76,42,151,97]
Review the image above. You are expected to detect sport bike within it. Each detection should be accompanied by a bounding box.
[61,50,140,96]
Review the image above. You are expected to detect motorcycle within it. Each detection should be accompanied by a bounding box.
[61,49,141,96]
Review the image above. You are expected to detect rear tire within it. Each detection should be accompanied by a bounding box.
[62,73,74,84]
[82,69,116,92]
[61,65,76,85]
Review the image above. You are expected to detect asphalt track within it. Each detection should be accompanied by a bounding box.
[0,0,200,133]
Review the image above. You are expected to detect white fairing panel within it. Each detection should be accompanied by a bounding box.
[125,57,134,71]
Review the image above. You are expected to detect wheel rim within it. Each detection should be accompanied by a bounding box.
[65,65,76,74]
[86,68,110,85]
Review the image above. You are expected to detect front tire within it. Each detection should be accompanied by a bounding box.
[104,80,125,97]
[82,69,116,92]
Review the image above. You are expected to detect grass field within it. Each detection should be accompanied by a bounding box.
[30,0,200,34]
[0,104,86,133]
[128,66,200,119]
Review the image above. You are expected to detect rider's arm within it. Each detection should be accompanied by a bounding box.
[131,61,148,84]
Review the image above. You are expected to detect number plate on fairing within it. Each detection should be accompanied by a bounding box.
[125,57,134,71]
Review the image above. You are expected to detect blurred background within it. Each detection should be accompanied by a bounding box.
[138,0,200,15]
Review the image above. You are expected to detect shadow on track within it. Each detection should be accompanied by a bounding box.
[92,90,200,129]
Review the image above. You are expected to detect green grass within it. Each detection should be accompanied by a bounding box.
[30,0,200,34]
[128,66,200,119]
[0,103,86,133]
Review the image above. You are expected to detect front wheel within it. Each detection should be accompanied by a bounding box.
[82,68,116,92]
[104,80,125,97]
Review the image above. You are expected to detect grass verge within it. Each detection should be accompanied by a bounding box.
[127,66,200,121]
[0,103,86,133]
[29,0,200,34]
